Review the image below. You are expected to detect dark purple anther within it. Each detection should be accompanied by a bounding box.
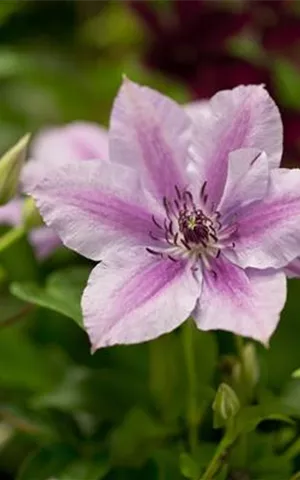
[179,210,210,246]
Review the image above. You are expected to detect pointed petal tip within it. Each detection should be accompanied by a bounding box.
[121,74,136,90]
[82,252,199,350]
[90,343,98,355]
[121,73,129,83]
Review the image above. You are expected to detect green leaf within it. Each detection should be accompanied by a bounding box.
[58,455,110,480]
[260,280,300,388]
[0,227,38,282]
[180,452,200,479]
[0,290,27,326]
[11,266,91,327]
[290,473,300,480]
[17,443,77,480]
[215,466,229,480]
[280,378,300,417]
[244,432,293,480]
[0,1,23,26]
[193,328,218,386]
[109,408,173,467]
[233,405,293,440]
[32,366,149,425]
[149,328,217,423]
[153,448,182,480]
[0,324,57,392]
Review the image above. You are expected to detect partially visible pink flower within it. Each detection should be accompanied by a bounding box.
[24,122,109,190]
[0,198,60,259]
[26,79,300,349]
[0,122,108,259]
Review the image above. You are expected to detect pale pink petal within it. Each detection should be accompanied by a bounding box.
[190,85,283,207]
[226,168,300,269]
[30,227,62,260]
[193,256,286,344]
[284,257,300,278]
[82,249,200,350]
[27,159,162,261]
[0,198,61,259]
[23,122,108,190]
[218,149,269,216]
[0,198,23,226]
[184,99,211,123]
[110,78,191,199]
[31,122,108,164]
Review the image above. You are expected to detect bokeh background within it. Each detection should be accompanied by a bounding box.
[1,1,300,479]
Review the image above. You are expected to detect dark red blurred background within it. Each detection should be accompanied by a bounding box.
[129,0,300,167]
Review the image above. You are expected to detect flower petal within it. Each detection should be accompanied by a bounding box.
[82,249,200,350]
[193,256,286,344]
[184,100,211,122]
[218,149,269,216]
[27,159,161,261]
[0,198,22,226]
[284,257,300,278]
[190,85,283,207]
[110,78,191,199]
[30,227,61,260]
[31,122,108,163]
[226,168,300,269]
[0,198,61,259]
[23,122,108,190]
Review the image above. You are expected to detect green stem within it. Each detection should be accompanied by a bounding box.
[234,334,248,403]
[201,434,230,480]
[0,226,25,253]
[234,335,244,365]
[149,335,173,422]
[182,320,198,454]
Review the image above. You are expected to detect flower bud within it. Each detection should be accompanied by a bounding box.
[0,134,30,205]
[22,196,43,230]
[212,383,240,429]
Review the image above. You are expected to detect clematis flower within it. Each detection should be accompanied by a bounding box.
[25,79,300,349]
[0,122,108,259]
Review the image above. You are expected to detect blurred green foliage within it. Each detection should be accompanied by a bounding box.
[0,0,188,153]
[0,1,300,479]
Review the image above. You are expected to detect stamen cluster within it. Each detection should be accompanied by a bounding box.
[147,182,225,265]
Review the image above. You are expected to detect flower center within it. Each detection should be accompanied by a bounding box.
[178,209,214,247]
[147,184,237,269]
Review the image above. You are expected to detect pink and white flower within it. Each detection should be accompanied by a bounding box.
[0,122,108,259]
[25,79,300,348]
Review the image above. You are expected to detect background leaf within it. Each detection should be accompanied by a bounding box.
[11,266,91,327]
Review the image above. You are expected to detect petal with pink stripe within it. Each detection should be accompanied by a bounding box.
[110,78,191,200]
[226,168,300,269]
[190,85,282,207]
[193,256,286,344]
[28,159,161,261]
[82,248,200,350]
